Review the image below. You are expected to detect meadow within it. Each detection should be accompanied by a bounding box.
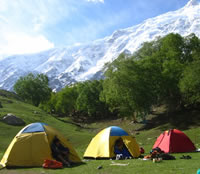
[0,91,200,174]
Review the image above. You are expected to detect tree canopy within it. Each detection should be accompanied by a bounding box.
[14,73,52,106]
[101,33,200,118]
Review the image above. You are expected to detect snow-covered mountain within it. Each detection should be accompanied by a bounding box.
[1,0,200,91]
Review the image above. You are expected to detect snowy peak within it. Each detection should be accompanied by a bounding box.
[1,1,200,91]
[185,0,199,7]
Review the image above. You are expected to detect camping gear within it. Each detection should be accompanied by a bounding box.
[180,155,192,159]
[97,165,103,169]
[42,159,63,169]
[116,154,124,160]
[140,147,145,154]
[144,147,175,160]
[153,158,162,163]
[83,126,140,159]
[150,147,164,155]
[0,122,81,167]
[153,129,196,153]
[158,153,175,160]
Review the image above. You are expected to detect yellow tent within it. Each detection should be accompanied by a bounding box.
[84,126,140,158]
[0,122,81,168]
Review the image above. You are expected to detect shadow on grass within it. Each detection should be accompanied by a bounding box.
[137,109,200,131]
[53,108,200,133]
[54,117,96,131]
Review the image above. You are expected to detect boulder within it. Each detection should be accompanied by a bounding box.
[2,113,25,126]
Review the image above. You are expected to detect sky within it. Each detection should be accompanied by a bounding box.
[0,0,192,57]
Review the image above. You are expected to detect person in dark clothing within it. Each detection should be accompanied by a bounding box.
[114,138,132,159]
[51,137,72,167]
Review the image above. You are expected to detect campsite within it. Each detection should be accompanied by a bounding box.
[0,90,200,174]
[1,0,200,173]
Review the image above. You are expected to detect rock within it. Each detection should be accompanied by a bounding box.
[2,113,25,126]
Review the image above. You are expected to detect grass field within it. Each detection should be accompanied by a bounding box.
[0,91,200,174]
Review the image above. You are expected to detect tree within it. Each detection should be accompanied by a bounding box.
[135,33,186,110]
[39,92,57,113]
[14,73,51,106]
[101,33,200,118]
[101,53,158,118]
[54,86,78,116]
[183,33,200,63]
[179,61,200,106]
[76,80,109,119]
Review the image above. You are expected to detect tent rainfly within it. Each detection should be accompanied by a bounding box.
[84,126,141,159]
[153,129,196,153]
[0,122,81,168]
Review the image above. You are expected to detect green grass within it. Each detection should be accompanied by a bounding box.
[1,153,200,174]
[0,93,200,174]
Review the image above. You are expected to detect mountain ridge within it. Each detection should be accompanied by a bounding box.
[0,0,200,91]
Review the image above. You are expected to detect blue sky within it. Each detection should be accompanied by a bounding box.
[0,0,191,57]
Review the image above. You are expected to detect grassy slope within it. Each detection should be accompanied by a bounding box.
[0,92,200,174]
[0,94,93,158]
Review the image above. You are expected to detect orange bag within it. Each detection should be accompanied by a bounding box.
[42,159,63,169]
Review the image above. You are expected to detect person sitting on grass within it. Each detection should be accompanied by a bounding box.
[51,136,72,167]
[114,138,132,159]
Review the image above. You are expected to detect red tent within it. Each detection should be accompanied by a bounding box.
[153,129,196,153]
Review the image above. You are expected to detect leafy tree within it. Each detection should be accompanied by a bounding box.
[101,33,200,118]
[158,33,200,109]
[54,86,78,116]
[101,53,158,118]
[183,33,200,63]
[41,80,110,120]
[39,92,58,113]
[76,80,109,119]
[135,33,186,110]
[179,61,200,106]
[14,73,51,106]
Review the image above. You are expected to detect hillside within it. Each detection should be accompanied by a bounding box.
[0,90,93,156]
[0,91,200,174]
[1,0,200,91]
